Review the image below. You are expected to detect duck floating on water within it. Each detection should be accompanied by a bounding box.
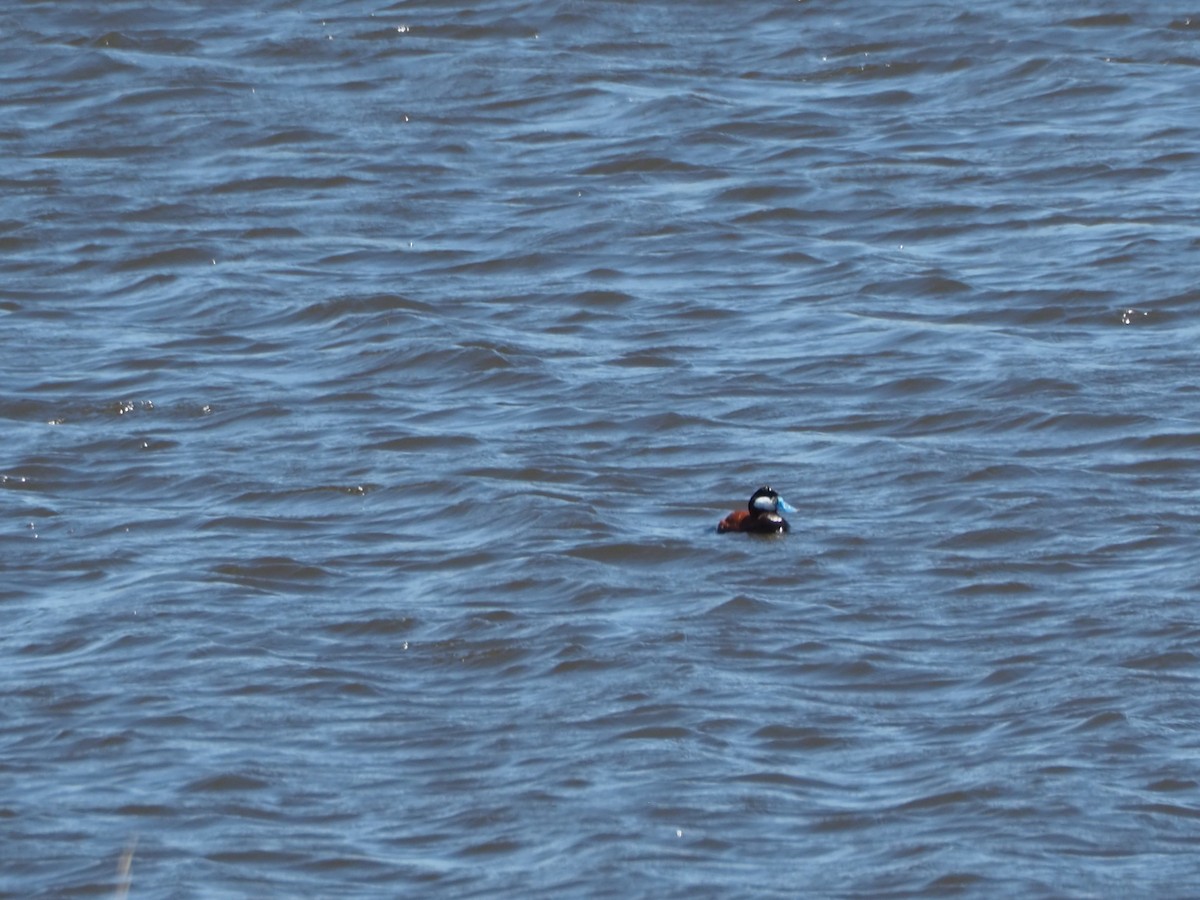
[717,486,796,535]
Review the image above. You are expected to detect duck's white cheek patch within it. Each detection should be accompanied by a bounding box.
[752,496,775,511]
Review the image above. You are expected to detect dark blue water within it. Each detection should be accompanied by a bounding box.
[4,2,1200,896]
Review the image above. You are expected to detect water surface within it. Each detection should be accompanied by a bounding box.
[4,2,1200,896]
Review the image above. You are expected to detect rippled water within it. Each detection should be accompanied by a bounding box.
[4,2,1200,896]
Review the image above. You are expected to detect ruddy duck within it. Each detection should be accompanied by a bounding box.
[717,486,796,534]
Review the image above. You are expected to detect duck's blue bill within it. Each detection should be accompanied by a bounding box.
[777,497,797,514]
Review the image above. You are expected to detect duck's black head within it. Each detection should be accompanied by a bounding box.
[748,485,797,516]
[748,486,780,514]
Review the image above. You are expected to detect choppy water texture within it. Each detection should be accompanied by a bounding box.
[4,1,1200,896]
